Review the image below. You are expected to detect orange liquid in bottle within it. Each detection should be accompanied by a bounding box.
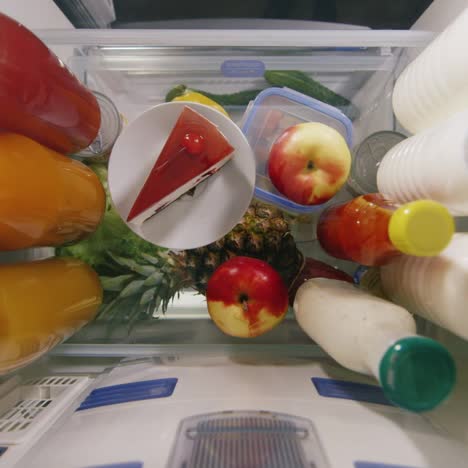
[317,193,400,266]
[0,133,105,251]
[0,257,102,374]
[0,13,100,154]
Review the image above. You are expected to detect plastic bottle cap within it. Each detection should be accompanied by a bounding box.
[388,200,454,256]
[379,336,456,412]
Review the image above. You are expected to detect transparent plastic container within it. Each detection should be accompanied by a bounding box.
[73,91,123,163]
[241,87,353,215]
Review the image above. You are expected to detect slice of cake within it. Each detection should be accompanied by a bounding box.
[127,106,235,224]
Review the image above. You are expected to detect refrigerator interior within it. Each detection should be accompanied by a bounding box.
[1,28,468,467]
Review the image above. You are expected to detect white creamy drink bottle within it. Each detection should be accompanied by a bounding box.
[380,233,468,340]
[377,109,468,215]
[392,7,468,133]
[294,278,455,412]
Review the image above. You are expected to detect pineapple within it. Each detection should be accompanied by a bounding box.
[171,203,303,294]
[57,165,304,323]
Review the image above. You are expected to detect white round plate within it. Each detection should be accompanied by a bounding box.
[108,102,256,250]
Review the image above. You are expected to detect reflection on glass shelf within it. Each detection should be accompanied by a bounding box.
[157,289,208,318]
[0,248,54,265]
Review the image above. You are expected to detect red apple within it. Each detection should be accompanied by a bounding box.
[206,256,289,338]
[268,122,351,205]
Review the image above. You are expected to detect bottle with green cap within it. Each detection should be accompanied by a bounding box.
[317,193,454,266]
[294,278,456,412]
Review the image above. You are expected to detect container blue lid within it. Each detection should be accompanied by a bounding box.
[241,86,353,214]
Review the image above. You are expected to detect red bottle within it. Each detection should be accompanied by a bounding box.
[317,193,454,266]
[0,13,100,154]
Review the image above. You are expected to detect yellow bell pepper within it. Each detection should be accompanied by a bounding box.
[172,91,230,118]
[0,257,102,374]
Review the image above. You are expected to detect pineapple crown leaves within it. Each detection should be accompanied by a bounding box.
[97,252,188,322]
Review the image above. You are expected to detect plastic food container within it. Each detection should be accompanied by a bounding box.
[241,87,353,215]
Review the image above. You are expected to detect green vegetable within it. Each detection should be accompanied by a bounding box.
[56,164,168,277]
[56,164,183,322]
[166,71,359,119]
[264,70,359,120]
[165,84,263,106]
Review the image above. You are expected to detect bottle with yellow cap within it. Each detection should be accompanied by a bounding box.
[317,193,454,266]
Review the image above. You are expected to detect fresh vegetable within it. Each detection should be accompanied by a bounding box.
[0,257,102,374]
[0,133,105,251]
[171,89,229,117]
[57,164,162,273]
[165,84,263,107]
[264,70,359,120]
[166,71,359,119]
[57,165,181,321]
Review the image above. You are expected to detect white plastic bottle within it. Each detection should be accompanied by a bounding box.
[376,109,468,215]
[381,233,468,340]
[294,278,455,412]
[392,7,468,133]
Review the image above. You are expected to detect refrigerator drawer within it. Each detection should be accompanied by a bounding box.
[25,28,445,352]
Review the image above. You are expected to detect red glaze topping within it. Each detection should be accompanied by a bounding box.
[127,107,234,222]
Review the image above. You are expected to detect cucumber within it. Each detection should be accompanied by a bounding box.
[264,70,359,120]
[165,85,263,106]
[165,85,189,102]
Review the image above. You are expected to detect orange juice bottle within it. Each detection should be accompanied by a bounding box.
[0,133,105,251]
[317,194,454,266]
[0,257,102,374]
